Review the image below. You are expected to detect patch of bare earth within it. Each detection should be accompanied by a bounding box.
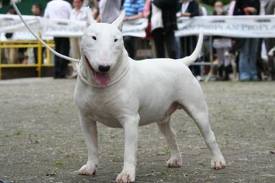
[0,78,274,183]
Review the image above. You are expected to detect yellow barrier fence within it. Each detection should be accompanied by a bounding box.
[0,39,54,79]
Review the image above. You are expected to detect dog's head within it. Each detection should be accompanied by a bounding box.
[80,12,125,86]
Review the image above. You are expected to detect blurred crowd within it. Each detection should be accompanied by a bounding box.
[1,0,275,81]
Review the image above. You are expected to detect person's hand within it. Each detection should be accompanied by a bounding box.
[243,7,257,15]
[96,15,101,23]
[181,12,191,17]
[124,16,130,21]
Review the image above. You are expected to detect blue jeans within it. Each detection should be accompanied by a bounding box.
[239,39,259,81]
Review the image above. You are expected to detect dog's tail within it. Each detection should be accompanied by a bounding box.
[178,33,204,66]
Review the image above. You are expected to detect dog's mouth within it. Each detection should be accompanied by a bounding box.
[84,56,110,87]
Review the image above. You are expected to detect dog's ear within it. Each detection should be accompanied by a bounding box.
[112,11,125,31]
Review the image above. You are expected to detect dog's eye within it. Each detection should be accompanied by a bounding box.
[114,38,118,42]
[92,36,97,40]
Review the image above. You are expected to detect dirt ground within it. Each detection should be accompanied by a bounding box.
[0,78,275,183]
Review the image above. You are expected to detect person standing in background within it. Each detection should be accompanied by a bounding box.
[31,3,43,16]
[99,0,122,23]
[265,0,275,15]
[178,0,201,78]
[70,0,95,59]
[122,0,144,58]
[199,3,208,16]
[69,0,95,78]
[151,0,178,59]
[31,3,44,64]
[44,0,72,79]
[212,1,232,80]
[83,0,99,20]
[227,0,236,16]
[4,7,18,64]
[265,0,275,80]
[234,0,260,81]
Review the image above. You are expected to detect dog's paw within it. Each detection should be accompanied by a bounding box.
[167,154,183,168]
[116,169,135,183]
[211,156,226,170]
[77,163,96,176]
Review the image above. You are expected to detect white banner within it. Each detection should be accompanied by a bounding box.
[0,15,40,33]
[122,18,148,37]
[1,15,275,39]
[0,15,147,39]
[41,18,87,37]
[176,15,275,38]
[0,15,87,38]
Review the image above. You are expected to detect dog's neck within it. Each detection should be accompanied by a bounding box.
[78,48,130,88]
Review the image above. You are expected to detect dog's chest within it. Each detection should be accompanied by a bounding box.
[75,86,130,127]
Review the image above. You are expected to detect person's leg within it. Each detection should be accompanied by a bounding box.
[76,38,81,59]
[54,37,62,78]
[180,37,188,57]
[186,37,195,74]
[8,48,18,64]
[70,38,81,78]
[63,38,70,77]
[123,36,136,59]
[33,47,38,64]
[269,55,275,80]
[70,38,79,59]
[224,47,231,81]
[165,30,177,59]
[59,38,70,77]
[189,36,200,77]
[248,38,259,80]
[152,28,165,58]
[216,48,224,79]
[239,39,251,81]
[266,38,275,80]
[175,36,181,59]
[219,47,231,80]
[69,38,80,77]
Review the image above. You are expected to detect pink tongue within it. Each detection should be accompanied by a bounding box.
[94,72,110,87]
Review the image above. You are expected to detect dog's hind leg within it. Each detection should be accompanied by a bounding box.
[78,113,98,176]
[158,120,182,168]
[178,85,226,170]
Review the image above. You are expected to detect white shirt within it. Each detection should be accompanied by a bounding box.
[181,2,190,13]
[70,6,95,25]
[44,0,72,20]
[200,6,208,16]
[227,1,236,16]
[99,0,121,23]
[260,0,269,15]
[151,4,163,31]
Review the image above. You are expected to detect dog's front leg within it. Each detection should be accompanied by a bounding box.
[78,113,98,176]
[116,115,139,183]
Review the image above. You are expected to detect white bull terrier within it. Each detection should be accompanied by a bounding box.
[74,13,226,183]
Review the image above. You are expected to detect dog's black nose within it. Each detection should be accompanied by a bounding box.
[98,65,110,73]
